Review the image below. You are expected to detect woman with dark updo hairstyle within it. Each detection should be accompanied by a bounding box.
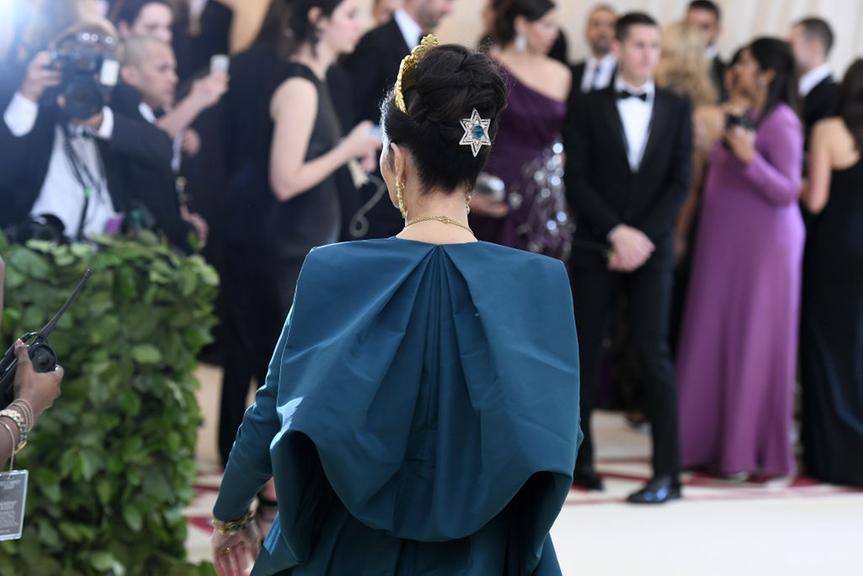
[212,40,581,576]
[472,0,573,259]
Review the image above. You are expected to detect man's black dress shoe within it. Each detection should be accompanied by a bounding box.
[626,476,682,504]
[572,468,605,491]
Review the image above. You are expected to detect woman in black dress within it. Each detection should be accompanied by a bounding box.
[218,0,381,485]
[800,59,863,486]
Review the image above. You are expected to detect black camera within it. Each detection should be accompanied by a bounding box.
[725,113,756,132]
[0,270,92,409]
[49,31,119,120]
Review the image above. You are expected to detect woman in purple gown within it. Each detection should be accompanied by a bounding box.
[676,38,804,477]
[471,0,572,259]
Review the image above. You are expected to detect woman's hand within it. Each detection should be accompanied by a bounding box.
[469,193,509,218]
[212,520,260,576]
[724,126,756,165]
[13,340,63,419]
[342,121,383,160]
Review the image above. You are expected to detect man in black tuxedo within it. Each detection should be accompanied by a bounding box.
[564,12,693,504]
[789,17,839,153]
[0,30,175,242]
[343,0,454,239]
[571,4,617,96]
[116,35,211,252]
[687,0,726,101]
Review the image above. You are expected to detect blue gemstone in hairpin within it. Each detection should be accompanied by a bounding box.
[460,109,492,157]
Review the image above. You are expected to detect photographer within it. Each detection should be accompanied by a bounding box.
[0,262,64,465]
[0,23,174,242]
[114,35,208,251]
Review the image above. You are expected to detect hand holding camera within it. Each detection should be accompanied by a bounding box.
[12,341,63,422]
[19,52,62,104]
[723,113,757,165]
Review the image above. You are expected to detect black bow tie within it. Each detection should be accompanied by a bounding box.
[66,125,94,140]
[617,90,648,102]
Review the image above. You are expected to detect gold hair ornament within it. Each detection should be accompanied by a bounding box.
[394,35,441,114]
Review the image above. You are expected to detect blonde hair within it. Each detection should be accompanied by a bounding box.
[122,34,169,67]
[655,22,717,107]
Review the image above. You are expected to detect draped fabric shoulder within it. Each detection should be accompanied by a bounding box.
[215,238,581,575]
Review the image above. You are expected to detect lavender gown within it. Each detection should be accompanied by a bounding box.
[478,65,571,259]
[677,104,804,476]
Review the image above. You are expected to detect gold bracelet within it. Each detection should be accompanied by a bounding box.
[0,420,17,454]
[8,400,33,431]
[0,410,27,452]
[212,510,254,535]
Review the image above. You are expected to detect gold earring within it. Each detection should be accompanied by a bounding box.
[466,192,472,215]
[396,180,407,220]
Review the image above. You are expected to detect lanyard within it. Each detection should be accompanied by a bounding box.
[61,125,106,240]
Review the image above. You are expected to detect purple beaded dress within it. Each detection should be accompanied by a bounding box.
[477,65,572,259]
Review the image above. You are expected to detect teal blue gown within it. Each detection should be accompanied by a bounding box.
[214,238,582,575]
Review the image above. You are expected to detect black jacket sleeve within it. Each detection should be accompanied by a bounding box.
[105,111,175,169]
[563,94,622,239]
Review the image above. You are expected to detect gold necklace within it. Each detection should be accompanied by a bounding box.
[404,215,475,235]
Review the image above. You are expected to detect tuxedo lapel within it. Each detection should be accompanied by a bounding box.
[386,19,410,57]
[640,90,670,171]
[600,87,631,170]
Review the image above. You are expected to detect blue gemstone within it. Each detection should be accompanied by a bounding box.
[472,125,485,139]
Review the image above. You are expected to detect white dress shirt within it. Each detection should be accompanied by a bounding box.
[705,44,719,62]
[799,63,833,98]
[190,0,209,20]
[581,54,617,93]
[3,93,119,239]
[614,78,655,172]
[393,9,423,50]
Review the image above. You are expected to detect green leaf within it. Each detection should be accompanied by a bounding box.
[96,478,114,505]
[79,448,103,481]
[123,505,143,532]
[36,520,61,549]
[131,344,162,364]
[89,551,115,571]
[58,522,84,542]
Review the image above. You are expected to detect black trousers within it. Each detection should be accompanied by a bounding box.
[218,243,303,467]
[570,263,681,478]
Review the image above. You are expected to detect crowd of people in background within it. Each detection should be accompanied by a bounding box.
[0,0,861,516]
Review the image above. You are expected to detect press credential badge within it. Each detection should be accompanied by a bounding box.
[0,469,28,541]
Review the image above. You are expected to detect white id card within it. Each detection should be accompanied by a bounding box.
[0,470,28,541]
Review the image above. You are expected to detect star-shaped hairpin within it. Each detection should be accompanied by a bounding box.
[459,109,492,157]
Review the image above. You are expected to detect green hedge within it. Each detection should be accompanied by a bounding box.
[0,232,218,575]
